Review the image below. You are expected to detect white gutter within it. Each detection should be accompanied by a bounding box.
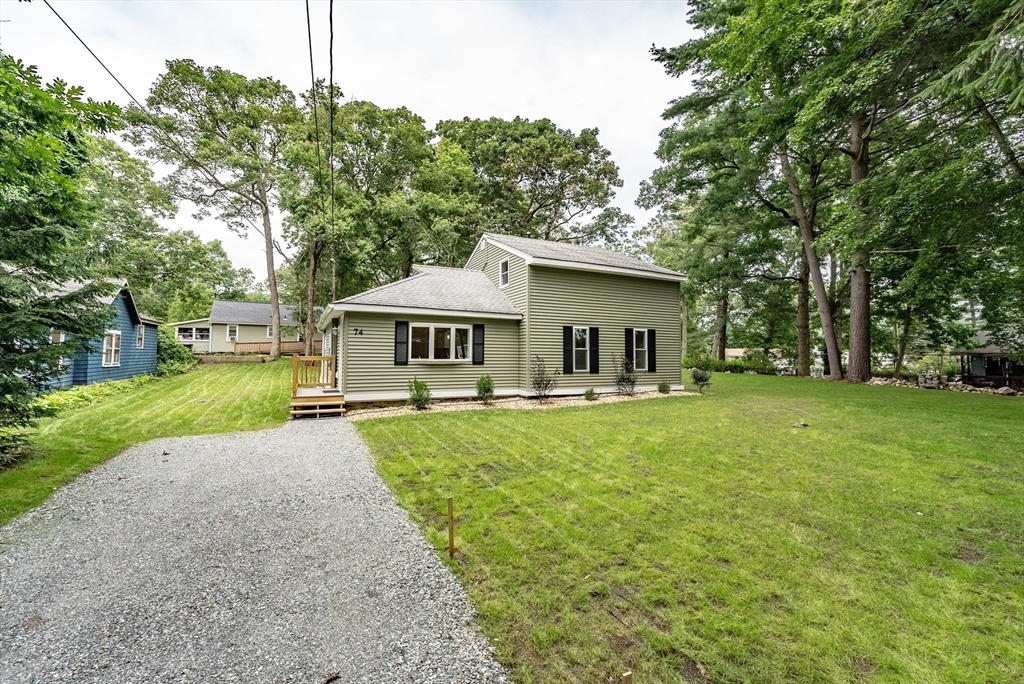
[317,302,522,330]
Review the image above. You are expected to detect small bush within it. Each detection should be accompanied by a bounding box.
[583,387,598,401]
[530,355,559,400]
[685,353,776,375]
[691,368,712,394]
[657,381,671,394]
[155,361,195,377]
[476,374,495,404]
[157,328,197,369]
[408,377,432,409]
[613,353,638,396]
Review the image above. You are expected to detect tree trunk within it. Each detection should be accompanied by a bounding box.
[846,115,872,383]
[259,193,281,360]
[779,150,843,380]
[797,250,811,376]
[893,308,912,378]
[977,99,1024,177]
[304,242,320,356]
[713,295,728,361]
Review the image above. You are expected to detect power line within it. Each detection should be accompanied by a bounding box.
[328,0,336,235]
[305,0,327,216]
[42,0,147,111]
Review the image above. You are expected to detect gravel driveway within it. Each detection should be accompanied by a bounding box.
[0,419,508,683]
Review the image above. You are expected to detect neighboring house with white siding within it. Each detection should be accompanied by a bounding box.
[314,233,685,404]
[168,300,322,354]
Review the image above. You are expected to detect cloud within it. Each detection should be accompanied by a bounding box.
[0,0,696,276]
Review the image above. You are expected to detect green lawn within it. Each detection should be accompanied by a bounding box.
[0,361,291,527]
[356,374,1024,683]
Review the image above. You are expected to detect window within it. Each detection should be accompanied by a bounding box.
[499,258,510,288]
[136,325,145,349]
[195,328,210,341]
[102,331,121,367]
[227,325,238,342]
[176,327,209,342]
[574,327,589,372]
[633,329,647,371]
[410,324,472,362]
[50,331,65,345]
[267,326,273,338]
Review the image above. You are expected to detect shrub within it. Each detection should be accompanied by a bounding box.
[530,355,559,400]
[613,353,638,396]
[155,361,195,377]
[685,353,776,375]
[475,374,495,404]
[691,368,712,394]
[157,327,197,369]
[583,387,598,401]
[408,377,432,409]
[657,381,671,394]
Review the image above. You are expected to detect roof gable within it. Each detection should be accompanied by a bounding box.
[477,233,684,280]
[333,265,521,317]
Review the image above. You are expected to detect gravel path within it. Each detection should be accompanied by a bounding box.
[0,419,508,683]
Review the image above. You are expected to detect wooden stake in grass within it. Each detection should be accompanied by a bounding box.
[447,496,455,559]
[622,672,632,684]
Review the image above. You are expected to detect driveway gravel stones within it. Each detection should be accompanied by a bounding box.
[0,419,508,683]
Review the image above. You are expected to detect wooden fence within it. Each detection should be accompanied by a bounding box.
[233,340,321,355]
[292,355,336,395]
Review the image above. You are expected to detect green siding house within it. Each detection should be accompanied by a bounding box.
[315,234,686,404]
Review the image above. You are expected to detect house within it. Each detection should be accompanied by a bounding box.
[54,279,160,387]
[952,332,1024,391]
[310,233,685,406]
[168,300,323,354]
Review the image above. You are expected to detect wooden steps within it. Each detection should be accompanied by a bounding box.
[290,393,345,419]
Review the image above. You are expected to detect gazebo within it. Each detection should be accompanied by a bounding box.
[951,333,1024,391]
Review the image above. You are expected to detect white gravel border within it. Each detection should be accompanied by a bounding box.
[347,389,697,421]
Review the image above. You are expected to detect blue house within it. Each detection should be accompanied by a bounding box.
[55,279,161,387]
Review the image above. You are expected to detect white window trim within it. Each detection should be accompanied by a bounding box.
[499,258,510,289]
[227,324,239,342]
[102,330,122,368]
[136,324,145,349]
[632,327,648,371]
[409,323,472,363]
[267,326,273,338]
[573,326,589,373]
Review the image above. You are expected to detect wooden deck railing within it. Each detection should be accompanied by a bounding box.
[233,340,321,355]
[292,355,336,396]
[962,374,1024,391]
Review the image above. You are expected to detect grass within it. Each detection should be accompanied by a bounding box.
[356,373,1024,683]
[0,361,292,527]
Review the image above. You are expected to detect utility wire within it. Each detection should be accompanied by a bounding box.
[42,0,147,111]
[328,0,336,234]
[304,0,326,215]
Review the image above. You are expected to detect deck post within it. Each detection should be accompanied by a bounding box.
[292,353,299,396]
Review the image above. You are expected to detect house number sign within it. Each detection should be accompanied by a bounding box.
[351,328,364,336]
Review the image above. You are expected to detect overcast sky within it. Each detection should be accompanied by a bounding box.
[0,0,696,276]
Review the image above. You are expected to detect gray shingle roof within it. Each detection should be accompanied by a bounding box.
[482,233,683,277]
[210,300,301,326]
[337,266,522,316]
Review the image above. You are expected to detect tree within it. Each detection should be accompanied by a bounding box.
[127,60,300,358]
[0,54,120,452]
[437,117,629,244]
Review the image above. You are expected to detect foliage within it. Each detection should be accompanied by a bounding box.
[657,381,671,394]
[613,353,638,396]
[583,387,598,401]
[154,327,197,376]
[475,375,495,404]
[127,59,300,357]
[529,355,559,400]
[358,373,1024,683]
[0,54,121,453]
[407,377,432,410]
[1,362,291,525]
[33,375,159,417]
[436,116,629,244]
[690,368,713,393]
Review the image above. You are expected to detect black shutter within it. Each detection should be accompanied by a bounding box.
[394,321,408,365]
[589,327,600,374]
[563,326,573,374]
[472,324,485,365]
[648,328,657,373]
[624,327,634,366]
